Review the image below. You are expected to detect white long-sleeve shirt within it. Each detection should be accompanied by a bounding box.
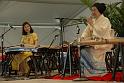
[81,15,113,62]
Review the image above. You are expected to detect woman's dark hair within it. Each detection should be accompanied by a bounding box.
[92,3,106,14]
[22,21,34,35]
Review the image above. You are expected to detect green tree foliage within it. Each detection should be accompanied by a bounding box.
[80,0,94,9]
[104,1,124,36]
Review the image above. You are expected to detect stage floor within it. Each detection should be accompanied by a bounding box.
[0,61,122,83]
[0,69,122,83]
[0,79,120,83]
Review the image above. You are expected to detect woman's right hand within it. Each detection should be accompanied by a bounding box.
[87,16,94,27]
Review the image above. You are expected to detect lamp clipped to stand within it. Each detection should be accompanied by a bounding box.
[73,25,88,81]
[0,25,15,76]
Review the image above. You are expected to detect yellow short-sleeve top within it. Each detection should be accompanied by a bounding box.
[21,32,38,45]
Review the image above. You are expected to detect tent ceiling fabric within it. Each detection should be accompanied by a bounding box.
[6,0,82,5]
[0,0,85,26]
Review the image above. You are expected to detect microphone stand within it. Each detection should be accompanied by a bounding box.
[55,18,65,76]
[48,35,58,48]
[73,25,88,81]
[0,25,14,76]
[55,18,85,77]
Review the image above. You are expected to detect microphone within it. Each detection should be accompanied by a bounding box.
[55,18,82,22]
[55,18,68,19]
[55,34,59,38]
[80,16,88,25]
[9,25,16,30]
[75,19,82,22]
[10,25,14,28]
[70,18,82,22]
[82,18,87,25]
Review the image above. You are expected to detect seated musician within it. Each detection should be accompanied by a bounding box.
[11,21,38,76]
[80,3,113,75]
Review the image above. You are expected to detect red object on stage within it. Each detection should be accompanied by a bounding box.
[45,72,123,81]
[0,55,5,61]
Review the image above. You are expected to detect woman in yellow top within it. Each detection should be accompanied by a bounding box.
[12,21,38,76]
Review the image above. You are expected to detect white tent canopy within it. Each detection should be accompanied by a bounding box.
[0,0,87,47]
[0,0,122,47]
[0,0,85,26]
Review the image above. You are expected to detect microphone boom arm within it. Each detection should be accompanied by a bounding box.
[0,25,15,76]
